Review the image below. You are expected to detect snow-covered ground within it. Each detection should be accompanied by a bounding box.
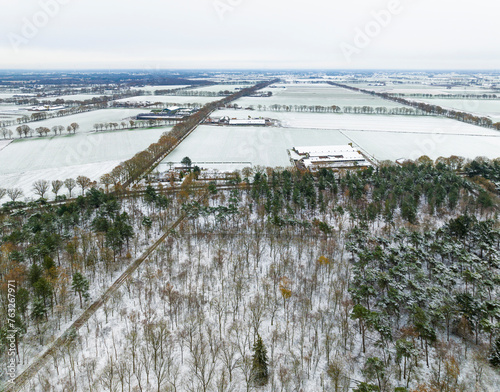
[237,83,411,108]
[161,125,352,169]
[187,84,253,93]
[409,98,500,121]
[3,108,145,134]
[171,109,500,169]
[113,95,220,106]
[0,139,12,151]
[40,94,112,102]
[129,85,191,93]
[349,83,499,96]
[213,109,500,136]
[0,126,171,201]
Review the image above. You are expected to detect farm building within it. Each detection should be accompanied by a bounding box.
[289,145,372,170]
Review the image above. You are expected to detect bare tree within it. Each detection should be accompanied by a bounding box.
[76,175,92,195]
[64,178,77,198]
[70,122,79,133]
[0,188,6,201]
[100,174,113,193]
[33,180,50,198]
[51,180,64,198]
[7,188,23,201]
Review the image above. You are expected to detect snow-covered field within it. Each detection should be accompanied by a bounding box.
[40,94,112,102]
[160,108,500,170]
[160,125,352,169]
[113,95,220,106]
[409,98,500,121]
[0,126,171,201]
[130,85,191,93]
[0,139,12,151]
[237,83,411,108]
[187,84,253,93]
[349,83,499,95]
[213,109,500,136]
[3,108,145,134]
[344,130,500,162]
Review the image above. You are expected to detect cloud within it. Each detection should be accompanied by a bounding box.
[0,0,499,69]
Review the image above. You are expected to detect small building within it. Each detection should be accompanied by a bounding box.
[206,116,272,126]
[289,145,372,170]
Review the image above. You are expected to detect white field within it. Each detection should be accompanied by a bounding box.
[130,85,191,93]
[40,94,111,102]
[213,108,500,136]
[344,130,500,162]
[350,83,499,96]
[4,108,145,134]
[0,139,12,151]
[0,125,171,202]
[237,83,410,108]
[186,84,253,93]
[160,107,500,171]
[113,95,220,106]
[161,125,353,169]
[409,98,500,121]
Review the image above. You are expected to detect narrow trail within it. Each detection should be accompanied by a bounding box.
[2,194,205,392]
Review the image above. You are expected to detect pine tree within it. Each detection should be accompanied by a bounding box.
[72,272,90,308]
[251,335,269,386]
[489,336,500,367]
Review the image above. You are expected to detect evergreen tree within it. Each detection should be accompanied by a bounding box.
[489,336,500,367]
[251,334,269,386]
[72,272,90,308]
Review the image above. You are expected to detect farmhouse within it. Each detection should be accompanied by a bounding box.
[289,145,372,170]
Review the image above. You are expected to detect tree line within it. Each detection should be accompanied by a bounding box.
[328,82,500,130]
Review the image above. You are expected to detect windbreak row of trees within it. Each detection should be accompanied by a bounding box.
[255,103,426,115]
[329,82,500,130]
[152,89,237,97]
[6,122,80,139]
[389,93,500,100]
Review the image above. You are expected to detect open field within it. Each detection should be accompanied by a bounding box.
[130,85,191,93]
[159,106,500,170]
[409,98,500,121]
[3,108,145,134]
[186,84,253,93]
[160,124,353,169]
[213,108,499,135]
[113,95,220,106]
[0,126,171,201]
[236,83,411,108]
[40,94,112,102]
[346,82,500,96]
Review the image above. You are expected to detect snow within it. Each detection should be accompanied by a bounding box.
[343,130,500,162]
[129,85,191,93]
[409,98,500,121]
[113,95,220,106]
[3,108,146,134]
[40,94,112,102]
[159,108,500,171]
[213,109,500,136]
[236,83,411,108]
[187,84,253,93]
[0,139,12,151]
[160,125,352,169]
[0,126,171,201]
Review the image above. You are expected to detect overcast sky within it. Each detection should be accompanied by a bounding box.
[0,0,499,70]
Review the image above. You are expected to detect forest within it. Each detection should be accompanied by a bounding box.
[1,158,500,391]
